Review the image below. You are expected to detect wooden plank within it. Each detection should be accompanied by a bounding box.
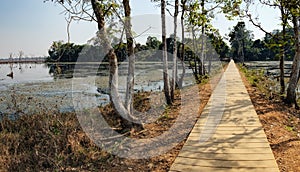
[181,146,273,154]
[189,132,266,140]
[170,164,279,172]
[196,119,261,125]
[190,126,264,131]
[172,158,277,168]
[183,141,272,148]
[177,152,275,161]
[189,129,266,135]
[195,123,263,127]
[186,138,270,143]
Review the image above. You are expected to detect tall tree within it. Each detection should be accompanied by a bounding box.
[279,0,289,95]
[245,0,290,95]
[150,0,172,104]
[123,0,135,115]
[186,0,241,75]
[91,0,138,128]
[286,9,300,109]
[178,0,187,88]
[170,0,179,101]
[245,0,300,108]
[48,0,141,129]
[208,32,230,60]
[161,0,172,105]
[229,22,253,63]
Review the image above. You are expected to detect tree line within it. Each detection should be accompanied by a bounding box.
[229,21,295,62]
[46,22,297,64]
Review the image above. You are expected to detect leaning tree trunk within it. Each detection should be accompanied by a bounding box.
[161,0,172,105]
[171,0,179,101]
[91,0,139,128]
[123,0,135,115]
[286,16,300,109]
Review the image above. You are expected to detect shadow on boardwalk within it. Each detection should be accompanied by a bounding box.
[169,60,279,172]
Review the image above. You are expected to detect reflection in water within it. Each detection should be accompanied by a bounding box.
[6,71,13,79]
[47,63,109,80]
[0,63,51,84]
[7,61,14,79]
[48,64,75,79]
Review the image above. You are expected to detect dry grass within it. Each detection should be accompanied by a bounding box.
[0,112,113,171]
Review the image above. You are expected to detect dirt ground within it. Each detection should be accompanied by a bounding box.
[97,82,213,172]
[240,68,300,172]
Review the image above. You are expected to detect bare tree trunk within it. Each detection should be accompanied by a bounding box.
[280,5,287,95]
[200,33,206,75]
[123,0,135,114]
[178,0,187,88]
[191,27,198,77]
[200,0,206,75]
[237,37,244,64]
[241,39,245,64]
[208,51,211,74]
[91,0,138,128]
[280,26,286,95]
[286,16,300,109]
[161,0,172,105]
[171,0,179,101]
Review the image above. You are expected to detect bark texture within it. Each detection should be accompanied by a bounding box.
[171,0,179,101]
[161,0,172,105]
[286,16,300,109]
[123,0,135,114]
[91,0,140,128]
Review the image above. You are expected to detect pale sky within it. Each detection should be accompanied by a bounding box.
[0,0,281,58]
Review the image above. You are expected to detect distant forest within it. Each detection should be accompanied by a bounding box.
[46,21,295,64]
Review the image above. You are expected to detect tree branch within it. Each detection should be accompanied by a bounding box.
[244,2,273,38]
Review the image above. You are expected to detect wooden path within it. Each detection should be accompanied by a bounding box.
[170,60,279,172]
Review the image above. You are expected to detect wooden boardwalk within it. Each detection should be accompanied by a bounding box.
[170,60,279,172]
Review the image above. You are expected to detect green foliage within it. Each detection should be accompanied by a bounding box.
[186,0,242,33]
[221,0,242,20]
[146,36,161,49]
[207,33,230,60]
[229,21,296,61]
[239,65,279,99]
[47,41,84,62]
[240,65,265,87]
[229,22,254,62]
[159,105,171,120]
[285,125,294,132]
[264,28,295,61]
[198,74,209,84]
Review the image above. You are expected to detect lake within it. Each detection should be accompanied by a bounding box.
[2,60,299,117]
[244,61,300,97]
[244,61,293,78]
[0,63,52,87]
[0,62,197,117]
